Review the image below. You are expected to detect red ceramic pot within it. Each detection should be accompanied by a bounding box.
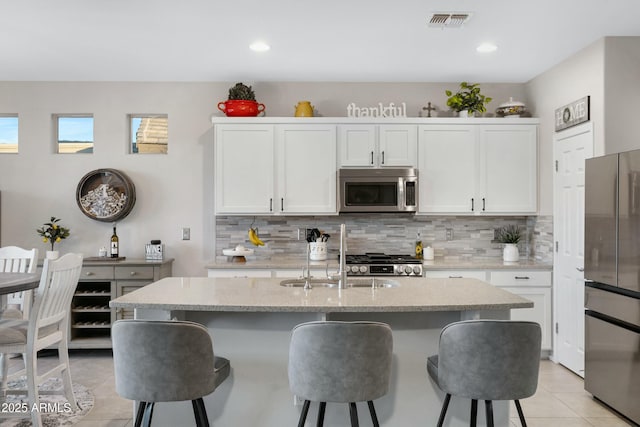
[217,100,266,117]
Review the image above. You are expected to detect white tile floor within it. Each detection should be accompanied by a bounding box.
[4,351,636,426]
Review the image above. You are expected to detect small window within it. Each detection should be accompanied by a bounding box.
[55,115,94,154]
[0,115,19,154]
[129,114,168,154]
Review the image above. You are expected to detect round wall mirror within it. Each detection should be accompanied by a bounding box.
[76,169,136,222]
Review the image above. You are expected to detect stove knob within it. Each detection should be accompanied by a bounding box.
[404,265,413,275]
[396,266,404,275]
[413,266,422,275]
[359,266,368,274]
[344,265,352,273]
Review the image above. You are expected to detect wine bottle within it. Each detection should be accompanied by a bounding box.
[110,226,119,258]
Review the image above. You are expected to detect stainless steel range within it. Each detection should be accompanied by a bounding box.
[345,253,423,276]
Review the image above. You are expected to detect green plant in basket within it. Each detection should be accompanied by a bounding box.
[36,216,70,251]
[445,82,492,116]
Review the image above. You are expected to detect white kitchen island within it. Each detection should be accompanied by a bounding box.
[110,276,532,427]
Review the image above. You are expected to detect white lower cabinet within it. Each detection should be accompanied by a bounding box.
[488,270,552,351]
[207,269,272,278]
[423,270,487,280]
[424,268,552,352]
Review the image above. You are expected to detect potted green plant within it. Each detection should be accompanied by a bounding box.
[445,82,492,117]
[217,83,266,117]
[496,224,521,262]
[36,216,71,259]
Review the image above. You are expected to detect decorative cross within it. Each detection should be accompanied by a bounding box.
[422,102,436,117]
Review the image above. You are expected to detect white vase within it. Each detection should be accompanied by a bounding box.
[503,244,519,262]
[46,250,59,260]
[458,110,470,118]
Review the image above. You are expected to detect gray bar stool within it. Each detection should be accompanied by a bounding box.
[427,320,541,427]
[288,321,393,427]
[112,320,231,427]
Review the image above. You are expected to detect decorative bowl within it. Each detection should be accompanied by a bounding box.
[495,97,527,117]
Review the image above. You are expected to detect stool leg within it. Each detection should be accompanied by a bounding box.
[470,399,478,427]
[436,393,451,427]
[484,400,494,427]
[192,398,210,427]
[349,402,359,427]
[142,402,155,427]
[316,402,326,427]
[514,400,527,427]
[298,400,310,427]
[367,401,380,427]
[134,402,147,427]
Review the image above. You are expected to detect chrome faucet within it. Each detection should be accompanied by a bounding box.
[304,242,312,290]
[338,223,348,289]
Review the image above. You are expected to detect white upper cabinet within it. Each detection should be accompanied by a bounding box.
[418,123,537,215]
[418,125,478,213]
[339,124,417,167]
[276,124,337,214]
[215,124,275,214]
[215,123,337,215]
[479,125,537,213]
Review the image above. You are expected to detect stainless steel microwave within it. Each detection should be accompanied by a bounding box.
[339,168,418,213]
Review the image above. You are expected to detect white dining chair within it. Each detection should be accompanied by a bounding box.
[0,253,83,427]
[0,246,39,319]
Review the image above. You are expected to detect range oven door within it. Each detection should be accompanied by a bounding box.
[585,285,640,425]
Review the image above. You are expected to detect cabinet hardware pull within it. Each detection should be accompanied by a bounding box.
[514,276,530,280]
[130,272,137,276]
[281,198,284,211]
[471,198,474,211]
[449,275,463,278]
[576,267,584,272]
[482,198,486,211]
[269,198,273,212]
[382,151,385,164]
[86,272,94,276]
[371,151,374,165]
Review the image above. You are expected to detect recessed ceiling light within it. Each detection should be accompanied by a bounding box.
[477,43,497,53]
[249,41,270,52]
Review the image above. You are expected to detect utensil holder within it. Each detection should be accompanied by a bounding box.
[309,242,327,261]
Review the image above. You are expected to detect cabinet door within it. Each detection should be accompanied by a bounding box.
[215,125,275,214]
[378,125,417,167]
[338,125,377,167]
[418,125,478,213]
[277,125,337,214]
[501,286,552,350]
[479,125,537,213]
[115,281,147,320]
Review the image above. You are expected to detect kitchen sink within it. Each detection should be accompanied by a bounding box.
[279,278,400,289]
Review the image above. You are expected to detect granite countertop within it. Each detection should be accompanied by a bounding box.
[110,276,532,313]
[205,257,552,271]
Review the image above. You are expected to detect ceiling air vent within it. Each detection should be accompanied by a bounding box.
[428,13,472,28]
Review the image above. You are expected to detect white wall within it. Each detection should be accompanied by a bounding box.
[0,81,528,275]
[525,39,606,215]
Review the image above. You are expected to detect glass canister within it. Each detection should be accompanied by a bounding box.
[295,101,314,117]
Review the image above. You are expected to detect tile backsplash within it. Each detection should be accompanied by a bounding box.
[215,215,554,264]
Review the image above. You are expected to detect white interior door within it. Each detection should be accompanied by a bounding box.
[553,122,593,376]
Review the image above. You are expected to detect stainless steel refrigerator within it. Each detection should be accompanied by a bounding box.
[584,151,640,425]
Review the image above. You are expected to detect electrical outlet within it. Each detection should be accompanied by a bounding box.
[181,227,190,240]
[445,228,453,241]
